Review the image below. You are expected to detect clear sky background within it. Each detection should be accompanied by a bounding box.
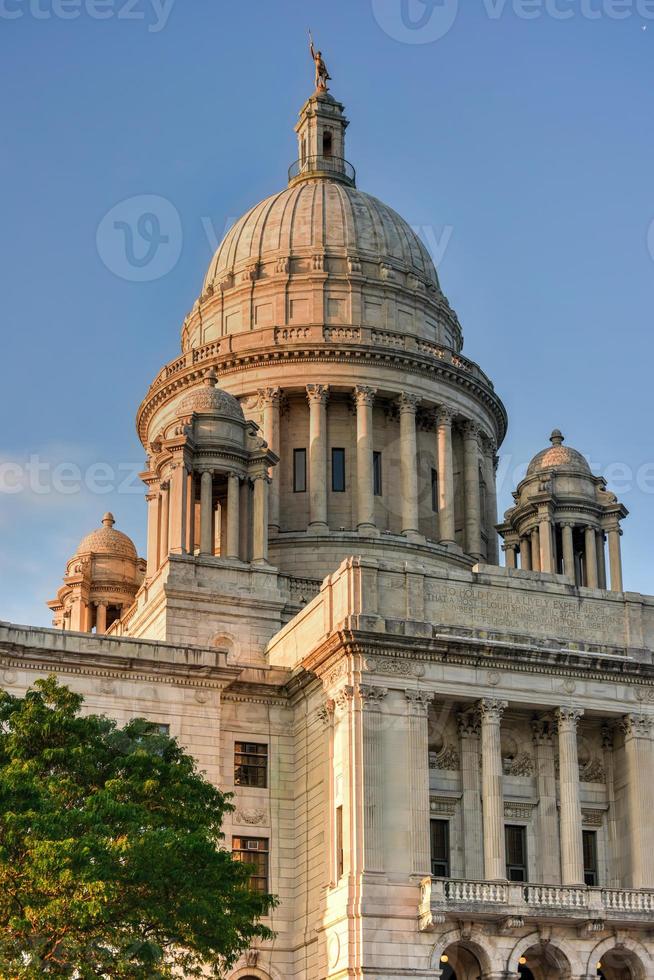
[1,0,653,627]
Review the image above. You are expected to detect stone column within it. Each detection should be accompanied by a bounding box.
[252,475,270,563]
[532,716,560,884]
[226,473,240,559]
[562,523,575,580]
[200,470,213,556]
[405,690,433,876]
[519,537,531,571]
[399,393,420,538]
[463,421,482,560]
[95,601,107,636]
[530,528,541,572]
[185,471,195,555]
[354,386,376,535]
[584,526,598,588]
[482,436,500,564]
[457,709,484,880]
[159,482,169,565]
[306,384,329,533]
[360,685,387,872]
[556,707,585,886]
[168,464,187,555]
[436,407,456,546]
[539,511,553,574]
[259,387,281,533]
[146,491,160,577]
[596,531,607,590]
[607,526,623,592]
[621,714,654,888]
[479,698,508,881]
[504,544,517,569]
[239,479,251,562]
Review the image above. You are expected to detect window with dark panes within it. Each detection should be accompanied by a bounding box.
[583,830,598,886]
[332,448,346,492]
[431,468,439,512]
[336,806,344,878]
[293,448,307,493]
[373,451,382,496]
[430,819,450,877]
[232,837,269,893]
[234,742,268,788]
[505,824,528,882]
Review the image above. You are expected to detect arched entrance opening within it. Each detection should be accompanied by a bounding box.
[438,942,484,980]
[514,943,572,980]
[596,947,646,980]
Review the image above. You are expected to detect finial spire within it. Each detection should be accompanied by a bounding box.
[102,512,115,528]
[309,30,331,92]
[550,429,564,446]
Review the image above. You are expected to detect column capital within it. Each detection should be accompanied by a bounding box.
[398,392,420,414]
[620,713,654,739]
[404,689,433,714]
[257,385,281,407]
[532,715,555,746]
[478,698,508,723]
[95,599,108,609]
[316,699,336,728]
[480,431,498,457]
[555,706,584,730]
[227,471,241,483]
[457,708,480,738]
[252,472,272,485]
[462,419,481,442]
[354,385,376,407]
[436,405,456,427]
[306,383,330,405]
[359,685,388,710]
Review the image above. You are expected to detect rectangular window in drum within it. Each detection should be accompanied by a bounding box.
[294,448,307,493]
[332,448,346,492]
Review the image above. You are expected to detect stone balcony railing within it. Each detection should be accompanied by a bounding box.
[418,877,654,932]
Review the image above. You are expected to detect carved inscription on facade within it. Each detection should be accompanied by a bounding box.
[425,583,622,643]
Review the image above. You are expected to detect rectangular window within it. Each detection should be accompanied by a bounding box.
[583,830,598,887]
[336,806,344,879]
[373,451,383,497]
[232,837,269,893]
[234,742,268,788]
[505,825,528,882]
[293,448,307,493]
[151,722,170,735]
[332,448,346,493]
[431,468,439,512]
[430,819,450,877]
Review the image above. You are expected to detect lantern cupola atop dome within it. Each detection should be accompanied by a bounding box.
[289,88,354,187]
[498,430,628,591]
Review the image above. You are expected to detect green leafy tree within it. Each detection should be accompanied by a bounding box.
[0,677,275,978]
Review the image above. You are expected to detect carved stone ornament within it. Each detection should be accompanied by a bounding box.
[359,685,388,710]
[429,744,460,771]
[504,801,536,821]
[430,796,458,816]
[579,758,606,783]
[234,808,268,827]
[457,709,480,739]
[620,713,654,738]
[581,808,604,828]
[502,752,535,777]
[316,700,335,728]
[334,685,354,712]
[245,948,259,966]
[364,656,425,678]
[405,689,433,714]
[478,698,508,723]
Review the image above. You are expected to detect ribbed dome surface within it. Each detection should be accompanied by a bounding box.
[76,514,137,560]
[179,372,244,421]
[527,431,591,477]
[203,179,440,293]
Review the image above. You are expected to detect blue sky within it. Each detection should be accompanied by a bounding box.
[1,0,653,627]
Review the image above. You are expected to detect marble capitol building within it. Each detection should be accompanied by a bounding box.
[6,57,654,980]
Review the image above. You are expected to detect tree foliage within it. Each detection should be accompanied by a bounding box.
[0,677,275,978]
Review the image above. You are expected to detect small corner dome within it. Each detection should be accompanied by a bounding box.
[178,370,244,421]
[526,430,592,477]
[75,513,138,560]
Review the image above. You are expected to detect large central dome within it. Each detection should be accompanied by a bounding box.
[179,89,463,354]
[203,180,441,296]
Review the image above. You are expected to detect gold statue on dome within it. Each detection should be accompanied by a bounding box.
[309,30,331,92]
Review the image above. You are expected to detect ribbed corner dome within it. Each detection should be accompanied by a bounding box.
[202,180,440,295]
[178,370,244,421]
[527,430,591,477]
[76,514,137,560]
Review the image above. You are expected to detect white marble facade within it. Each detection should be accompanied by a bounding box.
[17,79,654,979]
